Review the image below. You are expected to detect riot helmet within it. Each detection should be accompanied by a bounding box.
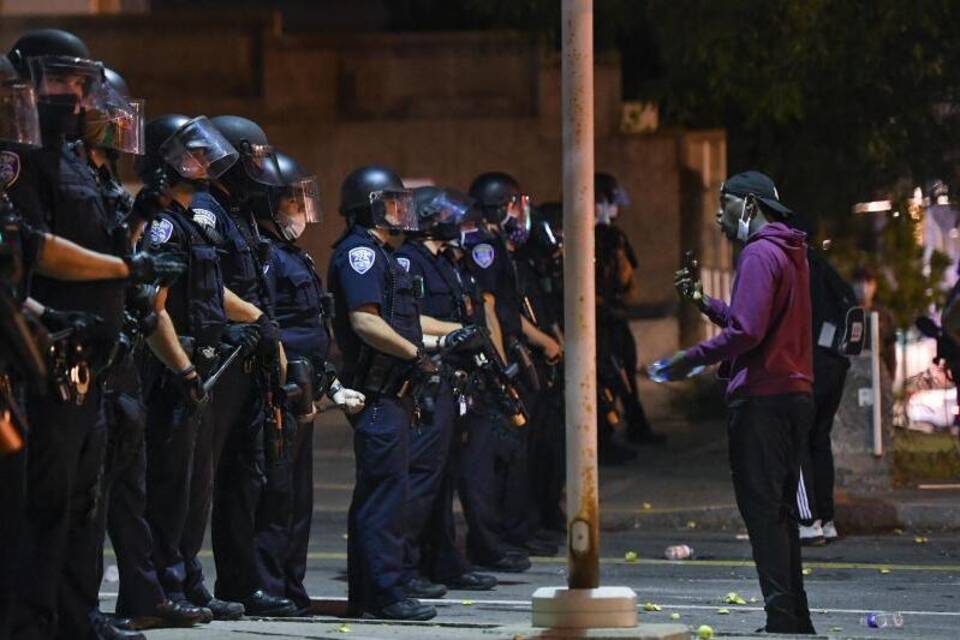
[595,172,628,225]
[209,115,283,203]
[82,67,144,155]
[8,30,108,143]
[413,186,479,242]
[136,114,238,188]
[339,165,417,232]
[263,150,321,242]
[469,171,531,245]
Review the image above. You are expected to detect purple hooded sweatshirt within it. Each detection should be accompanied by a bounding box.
[685,222,813,400]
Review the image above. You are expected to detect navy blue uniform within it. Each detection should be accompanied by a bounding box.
[328,226,423,614]
[143,198,227,604]
[463,232,531,558]
[205,187,273,602]
[256,236,332,610]
[395,242,470,583]
[3,141,125,640]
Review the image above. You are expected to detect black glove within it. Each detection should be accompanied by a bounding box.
[255,314,280,359]
[442,325,483,353]
[410,348,439,381]
[222,323,261,358]
[176,369,209,411]
[124,251,187,286]
[40,307,103,334]
[130,171,168,225]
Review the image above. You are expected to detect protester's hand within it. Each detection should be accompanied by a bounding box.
[125,251,187,285]
[222,323,260,358]
[674,267,706,310]
[441,325,483,353]
[657,350,695,382]
[177,369,208,411]
[255,314,280,359]
[333,387,366,415]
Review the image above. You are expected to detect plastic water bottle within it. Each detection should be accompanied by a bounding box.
[664,545,693,560]
[860,612,904,628]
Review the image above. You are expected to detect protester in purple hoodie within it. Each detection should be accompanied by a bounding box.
[662,171,816,635]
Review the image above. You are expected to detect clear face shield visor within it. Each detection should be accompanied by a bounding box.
[425,190,480,240]
[504,193,532,229]
[240,142,284,187]
[277,175,323,228]
[27,55,103,110]
[83,88,145,155]
[0,83,42,148]
[371,189,418,232]
[160,116,239,181]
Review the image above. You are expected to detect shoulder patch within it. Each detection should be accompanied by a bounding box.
[0,151,21,188]
[348,246,376,275]
[149,218,174,245]
[192,208,217,229]
[396,256,411,272]
[472,243,496,269]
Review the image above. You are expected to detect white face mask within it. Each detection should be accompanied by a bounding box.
[281,215,306,241]
[596,202,619,225]
[736,199,751,242]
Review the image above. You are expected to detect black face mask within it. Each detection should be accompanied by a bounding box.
[38,95,82,144]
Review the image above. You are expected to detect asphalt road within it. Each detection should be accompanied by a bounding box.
[102,524,960,639]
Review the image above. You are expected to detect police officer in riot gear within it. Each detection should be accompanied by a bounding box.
[139,114,253,622]
[396,186,498,595]
[465,171,559,565]
[254,150,364,613]
[594,172,664,460]
[1,29,184,640]
[85,74,209,632]
[328,165,437,620]
[205,115,298,617]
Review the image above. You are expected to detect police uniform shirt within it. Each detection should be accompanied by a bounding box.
[328,226,423,368]
[204,188,270,312]
[464,233,522,340]
[1,142,126,340]
[145,204,227,347]
[263,238,331,363]
[395,241,464,323]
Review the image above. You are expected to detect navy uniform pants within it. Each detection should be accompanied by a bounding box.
[458,402,508,565]
[13,388,105,640]
[527,386,565,533]
[402,381,460,583]
[728,393,815,635]
[143,372,214,603]
[211,358,267,601]
[96,362,167,618]
[347,396,411,614]
[0,446,25,640]
[254,411,312,610]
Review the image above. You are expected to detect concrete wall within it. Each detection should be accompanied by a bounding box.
[1,14,725,349]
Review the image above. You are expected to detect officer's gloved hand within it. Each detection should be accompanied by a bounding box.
[222,323,261,358]
[130,170,168,225]
[40,307,104,334]
[124,251,187,285]
[441,325,484,353]
[332,385,366,415]
[177,368,209,411]
[254,314,281,359]
[674,266,706,311]
[410,349,439,382]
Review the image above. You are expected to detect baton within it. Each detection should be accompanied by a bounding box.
[203,345,244,394]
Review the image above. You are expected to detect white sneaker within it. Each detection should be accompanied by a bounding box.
[799,520,825,546]
[821,520,839,541]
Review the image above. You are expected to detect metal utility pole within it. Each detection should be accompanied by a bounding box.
[561,0,599,591]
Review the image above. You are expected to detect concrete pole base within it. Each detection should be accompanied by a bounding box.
[531,586,639,629]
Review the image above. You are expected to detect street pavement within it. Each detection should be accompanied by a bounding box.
[100,409,960,639]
